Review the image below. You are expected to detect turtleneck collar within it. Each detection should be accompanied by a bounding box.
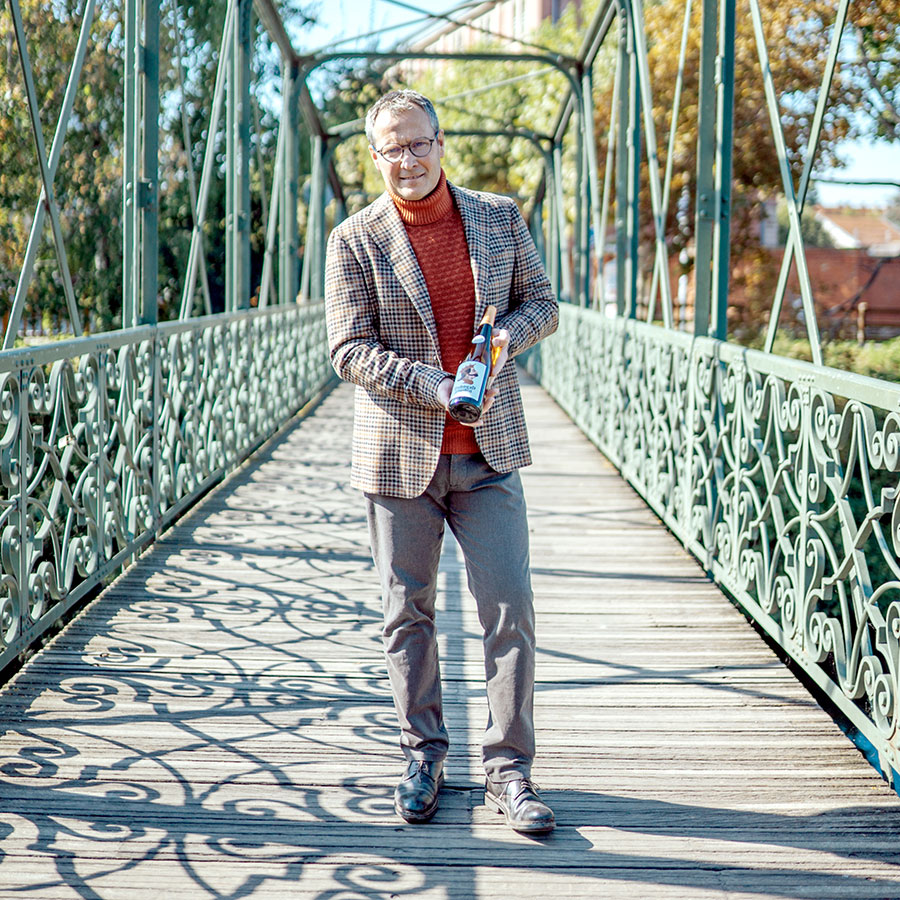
[389,170,453,226]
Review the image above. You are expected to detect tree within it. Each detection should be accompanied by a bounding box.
[886,191,900,228]
[846,0,900,142]
[0,0,316,336]
[0,0,123,335]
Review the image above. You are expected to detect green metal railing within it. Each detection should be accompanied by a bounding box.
[526,305,900,784]
[0,0,333,671]
[518,0,900,786]
[0,305,330,672]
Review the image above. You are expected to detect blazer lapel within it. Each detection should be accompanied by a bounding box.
[450,183,492,327]
[365,193,439,345]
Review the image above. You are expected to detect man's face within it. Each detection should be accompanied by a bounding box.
[369,106,444,202]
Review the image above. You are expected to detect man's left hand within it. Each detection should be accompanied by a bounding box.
[488,328,510,383]
[458,328,510,426]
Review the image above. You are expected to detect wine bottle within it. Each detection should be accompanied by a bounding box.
[448,305,498,424]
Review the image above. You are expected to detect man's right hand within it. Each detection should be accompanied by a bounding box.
[436,375,499,428]
[436,376,453,410]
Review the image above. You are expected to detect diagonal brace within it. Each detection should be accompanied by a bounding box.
[6,0,84,340]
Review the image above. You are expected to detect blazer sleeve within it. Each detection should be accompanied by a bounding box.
[325,229,448,410]
[496,201,559,358]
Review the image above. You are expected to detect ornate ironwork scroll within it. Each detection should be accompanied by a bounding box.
[527,303,900,783]
[0,305,332,673]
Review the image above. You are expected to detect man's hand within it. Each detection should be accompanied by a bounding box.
[436,374,493,428]
[436,376,453,410]
[434,328,511,428]
[488,328,510,383]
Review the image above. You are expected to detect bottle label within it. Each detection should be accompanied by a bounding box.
[449,360,489,406]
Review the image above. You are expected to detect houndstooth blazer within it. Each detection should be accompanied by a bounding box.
[325,180,558,498]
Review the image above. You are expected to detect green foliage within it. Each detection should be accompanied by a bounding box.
[0,0,316,335]
[0,0,123,335]
[743,332,900,382]
[775,196,835,248]
[846,0,900,142]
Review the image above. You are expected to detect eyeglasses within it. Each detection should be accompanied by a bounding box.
[374,135,437,163]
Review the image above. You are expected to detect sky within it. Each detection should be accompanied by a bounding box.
[292,0,899,208]
[813,140,899,208]
[295,0,452,55]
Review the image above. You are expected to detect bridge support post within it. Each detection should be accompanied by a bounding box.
[615,0,640,319]
[281,63,301,306]
[711,0,735,340]
[581,67,603,312]
[531,194,546,269]
[227,0,252,311]
[123,0,159,328]
[572,73,590,308]
[552,143,572,303]
[694,0,735,338]
[545,158,559,298]
[303,135,326,302]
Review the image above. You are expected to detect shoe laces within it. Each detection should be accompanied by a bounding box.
[512,777,540,797]
[406,760,438,782]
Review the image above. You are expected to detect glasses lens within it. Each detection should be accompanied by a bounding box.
[379,138,433,162]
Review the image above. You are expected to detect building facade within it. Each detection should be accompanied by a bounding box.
[409,0,582,54]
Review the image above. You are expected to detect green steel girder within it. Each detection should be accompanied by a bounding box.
[4,0,96,348]
[693,0,718,338]
[298,49,584,93]
[763,0,853,356]
[711,0,735,341]
[294,47,589,301]
[6,0,84,339]
[226,0,253,313]
[122,0,160,329]
[321,122,555,239]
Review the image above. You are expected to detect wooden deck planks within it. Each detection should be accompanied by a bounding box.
[1,373,900,898]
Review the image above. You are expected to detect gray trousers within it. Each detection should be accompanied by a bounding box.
[365,453,536,782]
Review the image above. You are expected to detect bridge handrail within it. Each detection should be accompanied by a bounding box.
[0,304,333,675]
[528,303,900,787]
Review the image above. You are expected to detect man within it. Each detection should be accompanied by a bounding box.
[324,89,558,834]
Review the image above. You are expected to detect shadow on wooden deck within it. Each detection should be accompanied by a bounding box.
[1,377,899,899]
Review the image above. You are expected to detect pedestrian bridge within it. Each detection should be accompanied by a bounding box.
[2,0,900,896]
[3,375,900,899]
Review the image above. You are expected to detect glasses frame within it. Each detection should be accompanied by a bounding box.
[373,134,438,163]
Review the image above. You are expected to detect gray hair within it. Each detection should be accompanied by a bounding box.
[365,90,441,146]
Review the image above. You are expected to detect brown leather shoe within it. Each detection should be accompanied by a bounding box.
[485,777,555,834]
[394,760,444,823]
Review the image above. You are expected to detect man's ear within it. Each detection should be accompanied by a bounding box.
[369,145,379,165]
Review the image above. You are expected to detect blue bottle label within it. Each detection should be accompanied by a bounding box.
[449,359,489,406]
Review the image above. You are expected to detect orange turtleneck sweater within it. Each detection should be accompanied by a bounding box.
[390,170,480,455]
